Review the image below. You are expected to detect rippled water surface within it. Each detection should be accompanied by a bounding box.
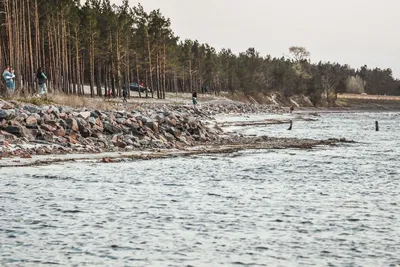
[1,112,400,266]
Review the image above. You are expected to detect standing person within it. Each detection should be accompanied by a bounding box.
[192,90,198,109]
[122,87,128,108]
[122,87,127,101]
[36,67,47,95]
[3,65,15,95]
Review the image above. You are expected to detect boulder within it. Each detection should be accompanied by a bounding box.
[87,117,96,126]
[154,114,165,124]
[96,118,103,128]
[39,132,54,143]
[116,118,126,124]
[167,126,181,138]
[178,136,191,146]
[59,106,73,114]
[53,128,66,137]
[23,105,41,114]
[0,109,15,120]
[0,130,18,141]
[131,122,140,130]
[139,139,150,147]
[146,120,159,134]
[15,113,27,122]
[59,119,68,129]
[2,125,33,140]
[114,140,127,148]
[79,111,91,119]
[103,121,122,134]
[0,101,15,110]
[46,120,58,126]
[166,117,177,126]
[26,116,38,125]
[65,118,79,132]
[40,124,56,132]
[163,132,176,143]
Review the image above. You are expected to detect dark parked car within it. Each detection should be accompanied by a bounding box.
[122,82,150,92]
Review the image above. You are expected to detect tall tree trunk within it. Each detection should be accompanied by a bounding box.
[116,32,121,97]
[189,59,193,92]
[4,0,13,66]
[146,27,152,98]
[89,32,95,97]
[27,0,34,92]
[156,51,160,99]
[81,52,85,95]
[34,0,40,69]
[96,61,102,97]
[163,42,167,99]
[136,53,141,98]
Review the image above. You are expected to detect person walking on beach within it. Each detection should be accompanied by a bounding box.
[3,65,15,95]
[36,67,47,96]
[192,90,198,109]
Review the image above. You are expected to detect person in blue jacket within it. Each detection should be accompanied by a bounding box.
[3,65,15,95]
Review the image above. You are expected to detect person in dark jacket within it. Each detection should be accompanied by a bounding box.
[122,87,127,101]
[36,67,47,95]
[192,91,197,108]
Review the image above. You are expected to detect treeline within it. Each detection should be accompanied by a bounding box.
[0,0,399,103]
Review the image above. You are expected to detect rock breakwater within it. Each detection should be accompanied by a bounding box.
[0,99,289,159]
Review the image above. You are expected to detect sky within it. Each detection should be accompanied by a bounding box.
[109,0,400,78]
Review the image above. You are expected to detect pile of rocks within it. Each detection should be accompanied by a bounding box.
[0,100,227,158]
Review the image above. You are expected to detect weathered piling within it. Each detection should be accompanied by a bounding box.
[287,120,293,130]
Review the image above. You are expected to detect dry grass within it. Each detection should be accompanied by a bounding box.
[51,94,113,110]
[226,91,251,103]
[8,93,114,110]
[338,93,400,101]
[16,96,54,106]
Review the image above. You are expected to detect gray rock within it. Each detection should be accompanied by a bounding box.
[0,109,16,120]
[38,132,54,142]
[139,139,150,147]
[103,121,122,134]
[3,125,34,140]
[116,118,126,124]
[65,118,79,132]
[164,132,176,143]
[0,110,7,120]
[23,105,41,114]
[146,120,159,133]
[167,126,181,138]
[77,118,91,138]
[136,116,148,124]
[59,119,68,129]
[87,117,96,126]
[60,106,73,114]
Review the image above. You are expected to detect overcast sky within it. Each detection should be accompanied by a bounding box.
[109,0,399,78]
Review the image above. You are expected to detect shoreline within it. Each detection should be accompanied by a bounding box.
[1,93,393,167]
[0,136,351,168]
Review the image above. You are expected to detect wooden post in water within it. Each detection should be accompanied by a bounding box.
[375,121,379,131]
[287,120,293,130]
